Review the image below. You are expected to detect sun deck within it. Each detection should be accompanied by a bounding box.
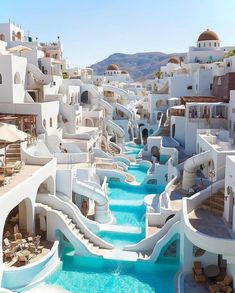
[0,164,42,197]
[189,208,235,239]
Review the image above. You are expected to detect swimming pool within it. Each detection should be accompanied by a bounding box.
[125,143,143,159]
[44,248,179,293]
[97,178,165,246]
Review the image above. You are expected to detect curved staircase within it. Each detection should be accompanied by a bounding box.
[200,188,225,216]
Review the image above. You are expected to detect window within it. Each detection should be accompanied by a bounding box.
[187,85,193,90]
[0,33,5,41]
[204,42,206,47]
[217,77,222,86]
[214,42,217,47]
[198,43,201,48]
[210,84,213,90]
[233,122,235,132]
[50,117,53,127]
[43,119,47,128]
[0,73,2,84]
[14,72,21,84]
[209,42,211,47]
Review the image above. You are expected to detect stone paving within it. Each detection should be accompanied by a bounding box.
[189,208,235,239]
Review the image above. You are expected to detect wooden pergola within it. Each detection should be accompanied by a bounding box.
[0,114,37,137]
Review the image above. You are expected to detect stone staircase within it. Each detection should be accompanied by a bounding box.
[5,143,21,164]
[42,204,106,255]
[137,251,150,260]
[200,188,225,216]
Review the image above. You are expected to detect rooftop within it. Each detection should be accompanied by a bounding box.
[0,164,42,197]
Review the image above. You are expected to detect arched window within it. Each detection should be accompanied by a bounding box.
[50,117,53,127]
[12,31,16,41]
[43,119,47,128]
[0,33,5,41]
[16,32,21,40]
[14,72,21,84]
[0,73,2,84]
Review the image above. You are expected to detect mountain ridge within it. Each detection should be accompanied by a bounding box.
[90,51,187,80]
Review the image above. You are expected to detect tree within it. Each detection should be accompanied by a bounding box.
[154,70,162,79]
[224,49,235,58]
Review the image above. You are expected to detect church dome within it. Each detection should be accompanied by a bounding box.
[168,57,180,64]
[197,29,219,42]
[106,64,119,70]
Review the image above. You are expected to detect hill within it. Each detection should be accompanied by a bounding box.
[90,52,186,80]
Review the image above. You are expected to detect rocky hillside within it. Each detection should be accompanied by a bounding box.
[90,52,186,80]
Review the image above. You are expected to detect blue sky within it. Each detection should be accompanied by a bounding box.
[1,0,235,67]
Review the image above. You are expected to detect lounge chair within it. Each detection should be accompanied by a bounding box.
[192,261,207,283]
[209,275,233,293]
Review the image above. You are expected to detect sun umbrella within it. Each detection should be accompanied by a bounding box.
[8,45,32,56]
[0,122,28,143]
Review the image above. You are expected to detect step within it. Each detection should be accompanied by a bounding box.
[138,252,149,260]
[69,223,76,230]
[76,232,84,240]
[203,199,224,211]
[5,153,21,158]
[201,204,223,216]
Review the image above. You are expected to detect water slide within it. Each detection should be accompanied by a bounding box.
[105,119,125,145]
[72,179,112,224]
[150,112,163,136]
[102,84,129,101]
[114,102,133,119]
[81,84,113,118]
[124,213,180,262]
[156,81,168,94]
[182,150,212,190]
[27,63,53,85]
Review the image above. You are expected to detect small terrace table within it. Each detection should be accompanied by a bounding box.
[204,265,220,279]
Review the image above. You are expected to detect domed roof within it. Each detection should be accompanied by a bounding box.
[168,57,180,64]
[121,70,128,74]
[106,64,119,71]
[197,29,219,42]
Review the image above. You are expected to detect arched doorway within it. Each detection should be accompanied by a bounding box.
[2,198,33,246]
[85,118,94,127]
[0,33,5,41]
[81,91,89,103]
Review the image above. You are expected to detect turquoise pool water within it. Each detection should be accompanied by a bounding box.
[127,164,148,183]
[125,143,143,159]
[96,143,166,247]
[97,181,165,247]
[45,249,179,293]
[160,155,170,164]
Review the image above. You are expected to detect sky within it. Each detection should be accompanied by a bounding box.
[1,0,235,67]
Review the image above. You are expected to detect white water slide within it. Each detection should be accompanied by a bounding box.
[182,150,212,190]
[102,84,129,100]
[124,213,180,262]
[81,84,113,118]
[27,63,53,85]
[72,179,112,224]
[156,81,168,94]
[114,102,133,119]
[104,119,125,149]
